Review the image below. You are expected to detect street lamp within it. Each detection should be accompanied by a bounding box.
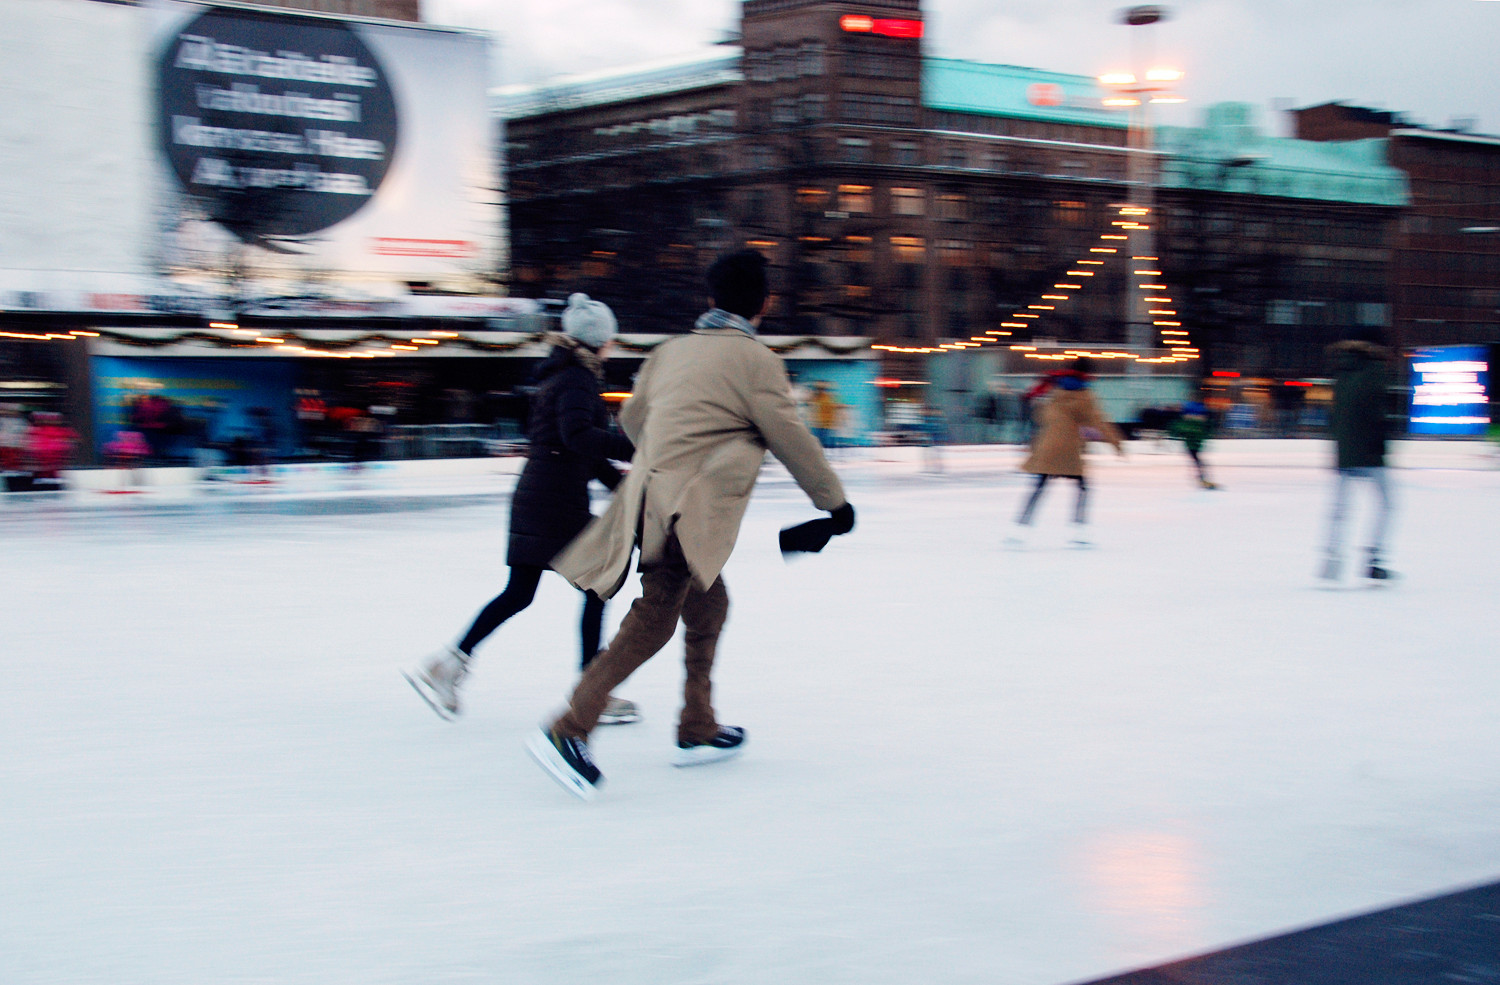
[1099,6,1182,364]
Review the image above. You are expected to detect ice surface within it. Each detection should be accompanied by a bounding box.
[2,440,1499,985]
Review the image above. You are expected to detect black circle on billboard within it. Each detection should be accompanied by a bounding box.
[157,8,399,242]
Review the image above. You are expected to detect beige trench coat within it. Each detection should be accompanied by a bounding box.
[1022,387,1124,477]
[553,327,847,598]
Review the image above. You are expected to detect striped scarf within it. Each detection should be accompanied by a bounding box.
[694,308,758,336]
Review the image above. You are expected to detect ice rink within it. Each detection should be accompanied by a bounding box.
[3,439,1498,985]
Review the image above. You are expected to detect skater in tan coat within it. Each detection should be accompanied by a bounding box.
[1007,358,1124,548]
[528,250,854,799]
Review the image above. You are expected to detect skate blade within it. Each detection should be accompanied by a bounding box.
[402,671,457,722]
[672,744,745,768]
[526,729,599,801]
[597,710,641,726]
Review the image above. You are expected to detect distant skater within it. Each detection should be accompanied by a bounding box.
[1170,400,1219,489]
[405,294,639,722]
[1006,358,1124,548]
[1320,327,1397,582]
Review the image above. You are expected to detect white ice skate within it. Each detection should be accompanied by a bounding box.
[1067,524,1095,549]
[598,695,640,725]
[403,645,470,721]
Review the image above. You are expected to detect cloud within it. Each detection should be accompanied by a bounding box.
[425,0,1497,131]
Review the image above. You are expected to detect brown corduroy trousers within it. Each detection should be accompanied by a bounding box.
[552,537,729,745]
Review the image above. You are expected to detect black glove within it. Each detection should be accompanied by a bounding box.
[779,503,856,556]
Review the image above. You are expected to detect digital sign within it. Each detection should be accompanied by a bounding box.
[839,15,924,39]
[1408,345,1490,435]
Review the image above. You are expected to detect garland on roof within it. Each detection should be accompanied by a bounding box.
[70,329,871,358]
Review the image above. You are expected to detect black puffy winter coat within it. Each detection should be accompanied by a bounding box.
[506,345,635,568]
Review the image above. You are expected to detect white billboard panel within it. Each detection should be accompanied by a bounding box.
[153,1,499,298]
[0,0,498,311]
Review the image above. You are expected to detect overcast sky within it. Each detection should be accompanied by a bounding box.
[423,0,1498,135]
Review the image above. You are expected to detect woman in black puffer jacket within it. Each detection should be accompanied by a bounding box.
[406,294,636,722]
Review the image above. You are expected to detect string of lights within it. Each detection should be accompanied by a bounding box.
[0,327,869,359]
[872,204,1201,365]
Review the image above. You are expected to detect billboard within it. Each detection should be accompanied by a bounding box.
[1408,345,1490,436]
[152,1,497,296]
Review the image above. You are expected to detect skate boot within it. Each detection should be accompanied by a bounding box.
[1199,477,1219,490]
[1365,559,1395,581]
[403,645,470,721]
[1318,555,1341,582]
[1002,523,1029,550]
[598,696,641,726]
[673,725,746,767]
[527,726,602,800]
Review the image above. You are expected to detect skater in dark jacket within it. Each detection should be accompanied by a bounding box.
[406,294,638,722]
[1169,400,1218,489]
[1319,327,1397,582]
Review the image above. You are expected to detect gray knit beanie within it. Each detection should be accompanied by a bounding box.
[560,293,618,350]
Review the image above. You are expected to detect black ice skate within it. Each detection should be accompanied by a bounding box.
[1366,562,1396,582]
[527,726,602,800]
[673,725,746,768]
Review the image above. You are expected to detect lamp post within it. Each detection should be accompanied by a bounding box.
[1099,5,1183,366]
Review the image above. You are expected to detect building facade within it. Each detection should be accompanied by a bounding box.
[1294,102,1500,352]
[500,0,1407,383]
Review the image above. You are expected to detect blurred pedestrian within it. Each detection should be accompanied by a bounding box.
[1170,399,1219,489]
[920,401,947,474]
[809,382,839,448]
[405,293,638,723]
[1006,358,1124,549]
[26,411,77,488]
[0,404,29,482]
[1320,328,1398,582]
[527,250,853,799]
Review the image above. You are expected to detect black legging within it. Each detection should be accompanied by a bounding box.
[457,563,606,670]
[1017,473,1089,525]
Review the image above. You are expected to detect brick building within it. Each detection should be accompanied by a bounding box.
[239,0,421,21]
[1294,102,1500,351]
[499,0,1408,383]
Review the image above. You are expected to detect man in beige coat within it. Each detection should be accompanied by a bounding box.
[528,250,854,799]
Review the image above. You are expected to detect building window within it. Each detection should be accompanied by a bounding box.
[796,187,829,210]
[937,193,968,222]
[985,150,1009,172]
[748,51,772,83]
[801,94,827,123]
[891,187,925,216]
[838,139,873,165]
[891,235,926,262]
[840,93,917,125]
[938,240,972,266]
[942,144,967,169]
[772,97,798,125]
[799,42,825,77]
[747,145,775,170]
[893,141,920,166]
[774,46,797,80]
[838,184,873,214]
[1053,200,1086,225]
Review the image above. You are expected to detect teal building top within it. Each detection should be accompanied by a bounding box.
[1154,103,1408,206]
[922,58,1127,130]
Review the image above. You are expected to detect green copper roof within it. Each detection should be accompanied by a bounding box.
[922,58,1127,130]
[1154,103,1408,206]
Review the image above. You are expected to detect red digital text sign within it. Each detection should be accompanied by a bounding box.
[839,15,924,39]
